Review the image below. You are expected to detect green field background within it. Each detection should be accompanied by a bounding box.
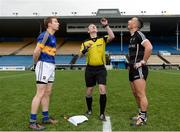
[0,70,180,131]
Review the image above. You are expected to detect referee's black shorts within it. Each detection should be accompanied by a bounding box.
[129,64,148,82]
[85,65,107,87]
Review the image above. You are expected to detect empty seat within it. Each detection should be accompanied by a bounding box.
[147,55,165,64]
[56,41,82,55]
[163,55,180,65]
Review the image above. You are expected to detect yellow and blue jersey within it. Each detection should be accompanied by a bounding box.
[37,31,56,64]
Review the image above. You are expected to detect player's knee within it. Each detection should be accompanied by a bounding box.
[100,90,106,94]
[35,90,46,99]
[86,88,93,96]
[45,90,52,96]
[86,87,94,95]
[136,92,146,99]
[35,92,45,99]
[99,86,106,94]
[86,93,92,96]
[132,90,137,97]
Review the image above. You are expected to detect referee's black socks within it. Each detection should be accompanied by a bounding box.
[100,94,107,115]
[86,96,92,111]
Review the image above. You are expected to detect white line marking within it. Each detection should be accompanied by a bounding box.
[103,116,112,132]
[0,72,33,79]
[150,70,180,76]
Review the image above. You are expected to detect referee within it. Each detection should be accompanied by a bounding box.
[79,18,115,121]
[127,17,152,126]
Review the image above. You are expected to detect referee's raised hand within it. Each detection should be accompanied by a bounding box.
[100,18,115,43]
[100,18,108,27]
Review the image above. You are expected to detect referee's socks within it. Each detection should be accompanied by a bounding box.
[100,94,106,115]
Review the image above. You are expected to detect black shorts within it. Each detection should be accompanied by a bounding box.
[129,65,148,82]
[85,65,107,87]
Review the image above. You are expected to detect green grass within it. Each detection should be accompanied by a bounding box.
[0,70,180,131]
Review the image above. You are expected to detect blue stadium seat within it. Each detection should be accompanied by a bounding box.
[106,42,129,54]
[55,55,73,64]
[152,42,180,54]
[0,55,74,68]
[0,55,32,67]
[106,41,180,54]
[76,56,86,64]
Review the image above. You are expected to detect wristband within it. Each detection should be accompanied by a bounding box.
[82,47,89,54]
[103,24,109,28]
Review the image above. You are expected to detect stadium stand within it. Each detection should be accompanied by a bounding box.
[0,55,32,67]
[149,36,180,54]
[0,25,179,70]
[106,42,180,54]
[0,55,74,68]
[56,38,65,50]
[76,56,86,64]
[152,43,179,54]
[147,55,165,64]
[106,42,128,54]
[105,36,180,54]
[56,40,82,55]
[1,36,179,56]
[0,37,23,42]
[0,38,33,55]
[55,55,74,64]
[17,38,64,55]
[162,55,180,65]
[16,41,36,55]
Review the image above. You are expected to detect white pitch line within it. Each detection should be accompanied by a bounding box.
[0,72,33,79]
[150,70,180,76]
[103,116,112,132]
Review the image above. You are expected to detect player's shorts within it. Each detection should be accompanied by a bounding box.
[35,61,55,84]
[85,65,107,87]
[129,64,148,82]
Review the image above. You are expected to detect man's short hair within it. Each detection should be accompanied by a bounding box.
[44,16,58,28]
[136,17,143,29]
[88,24,95,29]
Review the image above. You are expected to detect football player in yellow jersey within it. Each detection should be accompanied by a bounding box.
[79,18,115,121]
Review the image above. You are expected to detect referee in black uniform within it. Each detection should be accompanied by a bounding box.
[79,18,115,121]
[127,17,152,126]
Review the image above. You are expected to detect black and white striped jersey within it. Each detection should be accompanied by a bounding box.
[128,31,147,64]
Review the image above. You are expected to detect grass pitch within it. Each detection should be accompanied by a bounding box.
[0,70,180,131]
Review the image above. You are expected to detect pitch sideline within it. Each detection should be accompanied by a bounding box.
[103,116,112,132]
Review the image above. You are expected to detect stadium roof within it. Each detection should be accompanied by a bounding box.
[0,15,180,36]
